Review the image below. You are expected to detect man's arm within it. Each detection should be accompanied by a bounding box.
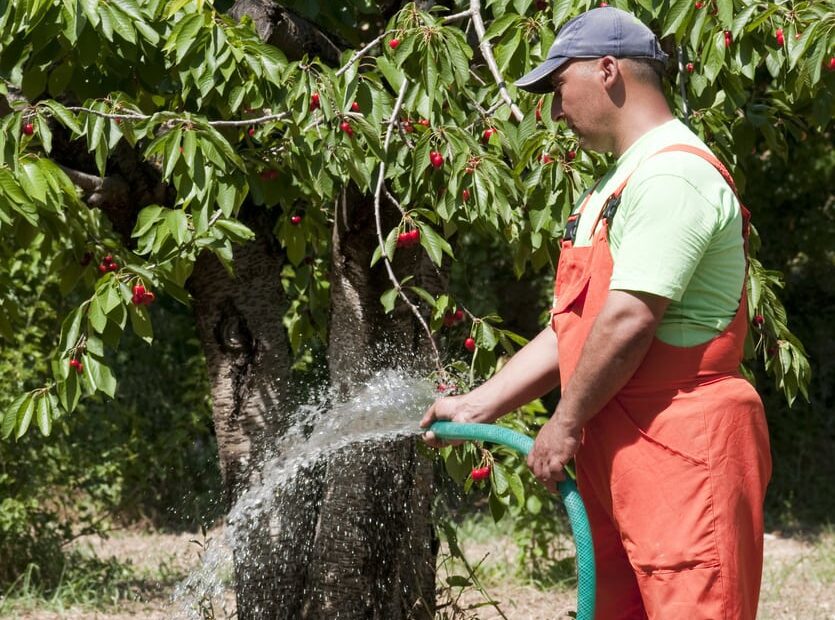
[527,289,669,490]
[420,325,561,446]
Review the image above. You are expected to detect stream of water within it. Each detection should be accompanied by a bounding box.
[170,369,436,618]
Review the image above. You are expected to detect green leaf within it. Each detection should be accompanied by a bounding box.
[416,222,453,267]
[2,394,28,439]
[128,303,153,343]
[380,287,399,314]
[16,395,36,439]
[375,56,405,92]
[36,395,52,436]
[88,295,108,333]
[89,358,117,398]
[215,218,255,243]
[59,307,83,352]
[57,371,81,413]
[715,0,733,29]
[19,159,48,204]
[41,100,82,134]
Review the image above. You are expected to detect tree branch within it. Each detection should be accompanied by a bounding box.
[373,80,444,374]
[469,0,524,122]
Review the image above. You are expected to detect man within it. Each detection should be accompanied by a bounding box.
[421,7,771,619]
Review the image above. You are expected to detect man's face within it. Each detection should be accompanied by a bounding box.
[549,59,611,153]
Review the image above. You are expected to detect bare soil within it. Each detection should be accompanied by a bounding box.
[1,528,833,619]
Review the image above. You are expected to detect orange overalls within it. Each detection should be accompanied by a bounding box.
[551,145,772,619]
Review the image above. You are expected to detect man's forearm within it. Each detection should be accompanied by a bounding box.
[466,325,561,423]
[555,290,669,431]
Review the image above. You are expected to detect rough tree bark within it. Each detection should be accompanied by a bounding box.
[298,187,439,619]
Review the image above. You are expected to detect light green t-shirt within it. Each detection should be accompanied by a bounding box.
[567,119,745,346]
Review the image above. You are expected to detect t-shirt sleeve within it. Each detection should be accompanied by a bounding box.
[608,173,721,302]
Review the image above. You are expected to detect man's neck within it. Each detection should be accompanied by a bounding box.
[610,94,675,158]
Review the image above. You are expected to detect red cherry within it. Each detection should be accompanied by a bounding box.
[402,120,414,133]
[142,291,156,305]
[248,127,255,137]
[70,359,84,374]
[22,122,34,136]
[775,29,784,47]
[464,337,476,352]
[132,284,146,299]
[98,264,108,274]
[103,254,113,264]
[828,57,835,71]
[290,215,302,225]
[418,119,430,127]
[410,229,421,244]
[724,31,732,47]
[462,188,470,201]
[340,121,353,137]
[686,62,695,73]
[566,150,576,161]
[454,308,464,321]
[389,39,400,50]
[541,153,553,164]
[310,92,320,111]
[695,0,703,8]
[471,466,491,481]
[429,151,444,169]
[396,232,409,249]
[443,313,456,327]
[753,314,765,328]
[482,128,495,142]
[535,0,547,10]
[350,101,360,112]
[107,262,118,271]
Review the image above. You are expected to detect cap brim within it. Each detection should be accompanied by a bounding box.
[514,57,569,94]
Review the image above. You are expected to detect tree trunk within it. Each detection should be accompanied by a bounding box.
[189,210,317,618]
[188,197,440,618]
[300,187,439,619]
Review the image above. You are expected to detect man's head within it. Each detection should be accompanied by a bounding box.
[515,7,667,94]
[516,8,670,154]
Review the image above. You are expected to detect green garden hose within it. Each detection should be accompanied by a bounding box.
[429,421,596,620]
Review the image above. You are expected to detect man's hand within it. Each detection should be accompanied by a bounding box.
[420,394,480,448]
[527,416,581,493]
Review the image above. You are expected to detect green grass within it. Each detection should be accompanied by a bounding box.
[0,546,185,617]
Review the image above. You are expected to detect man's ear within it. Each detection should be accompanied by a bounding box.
[599,56,620,90]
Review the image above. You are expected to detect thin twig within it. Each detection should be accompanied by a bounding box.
[373,79,444,373]
[384,187,407,216]
[61,106,288,127]
[442,9,475,23]
[469,0,524,122]
[336,30,395,77]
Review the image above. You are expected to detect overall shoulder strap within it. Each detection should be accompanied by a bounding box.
[593,143,750,255]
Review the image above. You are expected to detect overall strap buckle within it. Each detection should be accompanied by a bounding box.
[563,214,580,242]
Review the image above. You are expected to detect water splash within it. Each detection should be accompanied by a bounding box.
[170,369,435,618]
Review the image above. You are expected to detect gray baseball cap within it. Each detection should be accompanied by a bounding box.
[515,7,668,93]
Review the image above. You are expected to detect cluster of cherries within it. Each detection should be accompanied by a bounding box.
[470,465,491,481]
[131,284,156,306]
[97,254,119,274]
[69,358,84,374]
[396,228,421,248]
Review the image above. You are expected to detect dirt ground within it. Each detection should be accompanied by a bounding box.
[1,528,833,619]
